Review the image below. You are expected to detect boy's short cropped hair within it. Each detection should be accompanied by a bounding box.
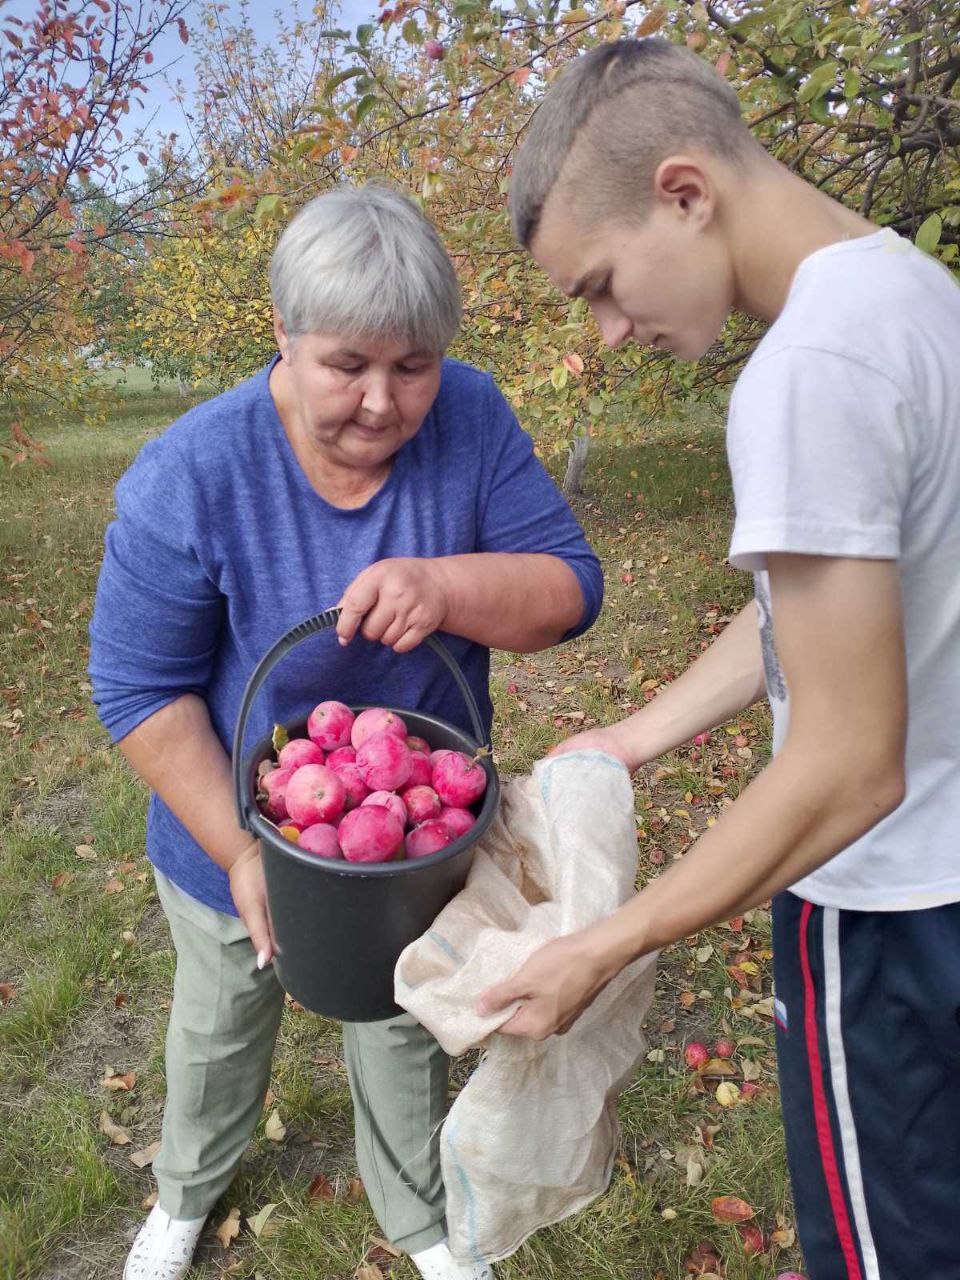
[510,38,762,247]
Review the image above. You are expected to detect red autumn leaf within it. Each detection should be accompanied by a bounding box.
[711,1194,756,1223]
[0,982,15,1005]
[307,1172,336,1200]
[177,17,189,44]
[684,1239,723,1274]
[562,352,584,376]
[716,50,733,75]
[512,66,531,88]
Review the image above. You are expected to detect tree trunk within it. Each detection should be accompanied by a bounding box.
[563,431,590,496]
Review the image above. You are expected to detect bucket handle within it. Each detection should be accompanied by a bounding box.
[232,608,488,832]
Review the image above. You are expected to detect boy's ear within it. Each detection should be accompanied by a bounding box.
[652,155,715,228]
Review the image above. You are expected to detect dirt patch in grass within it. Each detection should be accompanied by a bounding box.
[25,779,90,837]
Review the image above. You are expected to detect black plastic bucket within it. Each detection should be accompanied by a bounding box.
[232,608,500,1022]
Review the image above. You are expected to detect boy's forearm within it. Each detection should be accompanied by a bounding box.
[118,694,256,873]
[588,739,904,973]
[605,603,766,769]
[435,553,585,652]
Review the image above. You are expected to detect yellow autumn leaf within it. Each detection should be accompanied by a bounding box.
[215,1207,241,1248]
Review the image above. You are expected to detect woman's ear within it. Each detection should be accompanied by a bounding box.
[273,306,292,362]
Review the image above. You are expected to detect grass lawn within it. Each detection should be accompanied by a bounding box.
[0,388,803,1280]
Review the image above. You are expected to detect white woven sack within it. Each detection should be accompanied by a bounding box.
[395,750,658,1264]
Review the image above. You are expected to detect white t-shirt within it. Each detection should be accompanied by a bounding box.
[727,229,960,911]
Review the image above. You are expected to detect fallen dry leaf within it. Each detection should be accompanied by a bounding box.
[684,1239,723,1274]
[215,1207,241,1248]
[129,1141,161,1168]
[698,1058,738,1079]
[247,1201,279,1238]
[307,1172,335,1201]
[74,844,97,860]
[264,1108,286,1142]
[262,1088,276,1111]
[367,1235,400,1258]
[51,871,73,890]
[101,1069,136,1091]
[770,1221,796,1248]
[354,1266,382,1280]
[0,982,15,1005]
[120,930,137,945]
[114,992,128,1008]
[117,860,137,873]
[99,1111,131,1145]
[103,877,125,895]
[141,1189,158,1210]
[712,1195,755,1223]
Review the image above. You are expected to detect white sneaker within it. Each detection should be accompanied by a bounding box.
[122,1205,207,1280]
[411,1238,493,1279]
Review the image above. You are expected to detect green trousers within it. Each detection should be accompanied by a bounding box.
[151,871,449,1254]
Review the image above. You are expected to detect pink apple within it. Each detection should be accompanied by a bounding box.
[429,748,455,768]
[298,823,342,859]
[351,706,408,749]
[684,1041,710,1070]
[326,745,357,770]
[714,1038,736,1060]
[402,784,441,825]
[277,737,325,770]
[356,730,413,792]
[260,766,296,820]
[362,790,408,827]
[432,752,487,808]
[338,805,404,863]
[425,38,444,60]
[285,764,346,825]
[330,760,370,811]
[307,700,355,751]
[437,806,475,838]
[406,751,432,788]
[406,735,431,754]
[406,819,455,859]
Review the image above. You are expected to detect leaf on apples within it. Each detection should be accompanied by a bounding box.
[271,722,288,752]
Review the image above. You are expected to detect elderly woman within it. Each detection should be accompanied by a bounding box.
[90,185,602,1280]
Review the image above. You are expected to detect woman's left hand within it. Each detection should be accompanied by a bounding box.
[337,557,451,652]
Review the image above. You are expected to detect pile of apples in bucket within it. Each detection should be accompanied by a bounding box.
[257,702,488,863]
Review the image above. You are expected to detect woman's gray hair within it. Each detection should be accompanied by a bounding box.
[269,184,462,352]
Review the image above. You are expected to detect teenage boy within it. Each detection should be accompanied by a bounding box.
[477,38,960,1280]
